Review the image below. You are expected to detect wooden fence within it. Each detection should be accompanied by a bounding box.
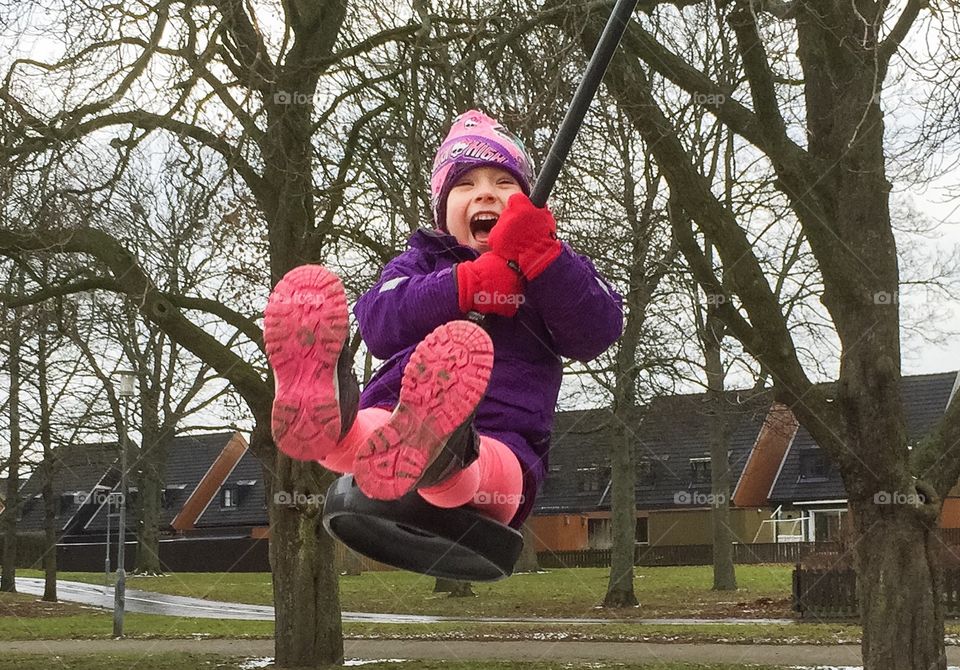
[13,535,394,573]
[793,566,960,619]
[792,566,859,618]
[536,542,841,569]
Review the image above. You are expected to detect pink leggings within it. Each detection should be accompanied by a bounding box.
[318,408,524,525]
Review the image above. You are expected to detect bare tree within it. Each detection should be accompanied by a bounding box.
[0,267,23,592]
[555,1,960,667]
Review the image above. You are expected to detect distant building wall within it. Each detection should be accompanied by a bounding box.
[529,514,589,551]
[941,499,960,528]
[649,508,774,545]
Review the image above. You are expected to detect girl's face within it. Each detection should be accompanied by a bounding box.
[445,166,523,252]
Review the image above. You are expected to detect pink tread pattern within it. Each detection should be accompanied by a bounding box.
[353,320,494,500]
[264,265,348,461]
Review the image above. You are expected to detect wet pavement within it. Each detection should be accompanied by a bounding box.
[15,577,797,625]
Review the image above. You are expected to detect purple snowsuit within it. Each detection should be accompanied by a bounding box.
[354,229,623,527]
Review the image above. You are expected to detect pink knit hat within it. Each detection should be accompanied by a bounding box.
[430,110,534,230]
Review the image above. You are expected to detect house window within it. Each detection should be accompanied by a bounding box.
[161,484,187,509]
[798,450,831,481]
[635,517,649,545]
[637,459,656,487]
[812,509,846,542]
[222,487,237,508]
[690,457,711,485]
[577,464,609,493]
[587,518,612,549]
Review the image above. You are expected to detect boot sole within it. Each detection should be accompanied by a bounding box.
[354,321,493,500]
[264,265,348,461]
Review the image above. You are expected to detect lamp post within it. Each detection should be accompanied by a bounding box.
[104,495,110,587]
[114,370,136,638]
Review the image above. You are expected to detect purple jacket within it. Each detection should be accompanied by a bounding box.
[354,229,623,527]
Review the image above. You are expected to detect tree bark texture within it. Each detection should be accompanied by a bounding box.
[134,412,169,575]
[514,523,541,573]
[705,311,736,591]
[854,500,945,669]
[262,428,344,667]
[1,272,23,592]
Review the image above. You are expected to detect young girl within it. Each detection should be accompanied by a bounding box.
[265,110,623,528]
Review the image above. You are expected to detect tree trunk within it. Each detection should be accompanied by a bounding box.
[447,582,475,597]
[340,549,363,577]
[433,578,455,592]
[854,500,945,669]
[134,465,163,575]
[794,4,946,664]
[38,326,56,602]
[1,272,23,592]
[602,131,658,610]
[705,310,736,591]
[264,431,343,668]
[434,579,474,597]
[134,405,169,576]
[604,412,638,608]
[604,337,640,607]
[513,523,540,573]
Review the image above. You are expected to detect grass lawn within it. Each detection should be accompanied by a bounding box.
[0,590,887,645]
[0,591,273,638]
[22,565,795,619]
[0,659,799,670]
[11,567,960,646]
[0,655,252,670]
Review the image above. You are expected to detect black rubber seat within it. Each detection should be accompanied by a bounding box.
[321,475,523,582]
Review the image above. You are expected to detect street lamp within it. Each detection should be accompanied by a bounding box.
[114,370,136,638]
[104,491,111,587]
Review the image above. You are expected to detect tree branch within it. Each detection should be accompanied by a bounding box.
[1,272,265,353]
[1,106,271,208]
[208,0,276,92]
[0,228,272,419]
[726,2,791,150]
[582,23,849,467]
[2,278,118,307]
[878,0,927,66]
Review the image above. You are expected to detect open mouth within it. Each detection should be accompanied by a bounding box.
[470,215,498,243]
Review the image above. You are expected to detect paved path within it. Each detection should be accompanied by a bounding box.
[0,638,890,664]
[14,578,797,625]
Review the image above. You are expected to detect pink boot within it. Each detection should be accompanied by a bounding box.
[264,266,359,461]
[353,320,494,500]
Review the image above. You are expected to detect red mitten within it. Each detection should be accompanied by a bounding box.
[456,253,523,317]
[488,193,562,281]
